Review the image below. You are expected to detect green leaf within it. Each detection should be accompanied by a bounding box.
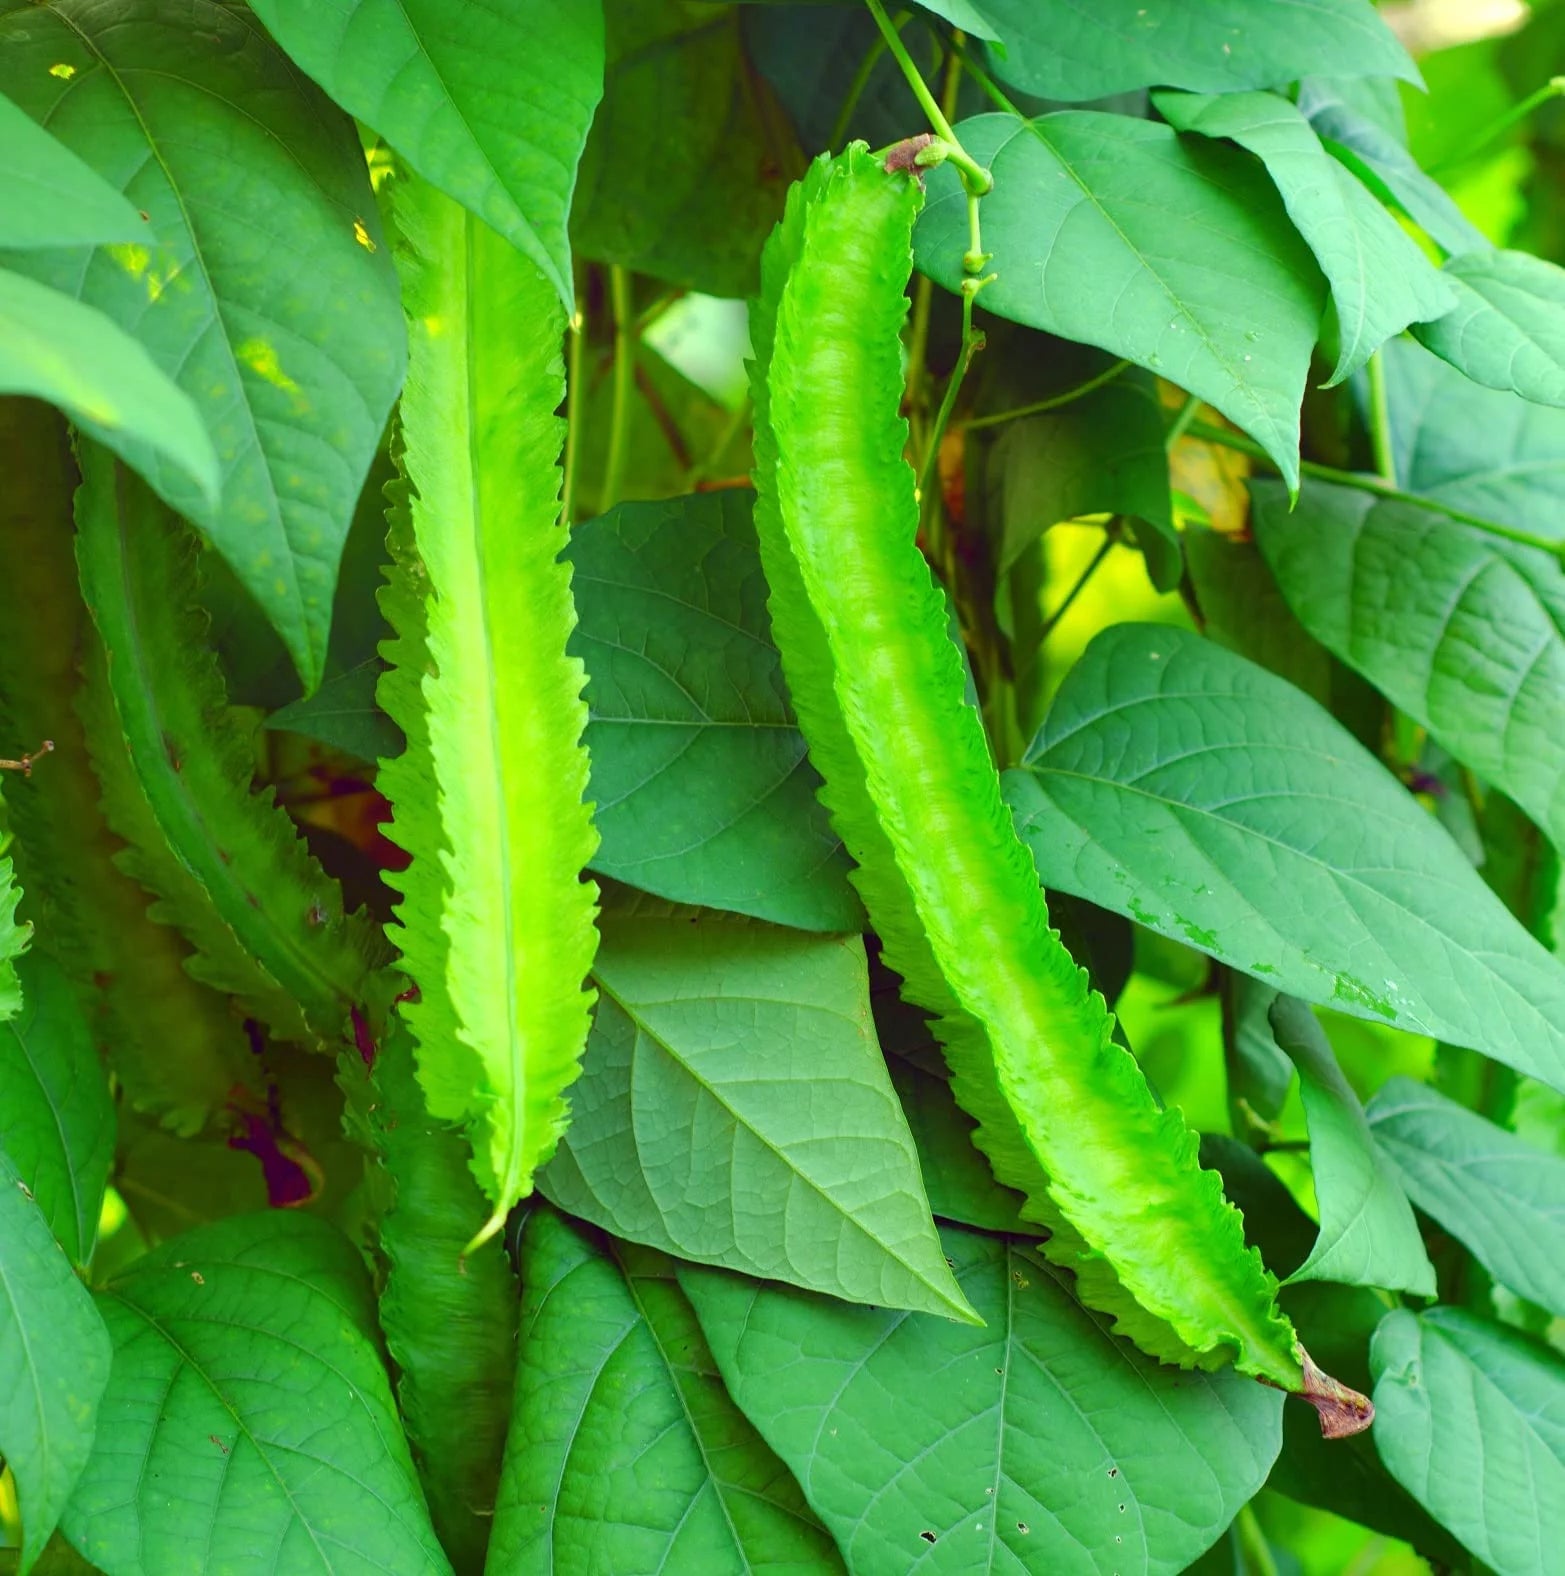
[542,904,974,1320]
[1221,977,1294,1136]
[1252,476,1565,858]
[353,1027,517,1574]
[985,371,1176,583]
[0,271,217,507]
[1297,78,1488,257]
[0,840,24,1024]
[0,398,250,1136]
[61,1212,450,1576]
[918,114,1324,490]
[1268,998,1435,1296]
[248,0,601,310]
[266,660,401,765]
[487,1206,842,1574]
[0,0,405,688]
[73,445,379,1045]
[0,953,113,1270]
[683,1223,1284,1576]
[976,0,1416,101]
[0,91,147,249]
[1367,1076,1565,1319]
[1371,1307,1565,1576]
[1413,249,1565,407]
[1155,90,1455,384]
[1004,623,1565,1095]
[572,0,788,296]
[378,174,599,1243]
[0,1144,111,1576]
[569,492,860,932]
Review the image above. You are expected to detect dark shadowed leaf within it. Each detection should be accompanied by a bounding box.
[918,114,1323,489]
[247,0,602,309]
[1003,623,1565,1095]
[486,1207,843,1574]
[0,0,405,688]
[266,660,401,764]
[542,905,974,1321]
[684,1222,1283,1576]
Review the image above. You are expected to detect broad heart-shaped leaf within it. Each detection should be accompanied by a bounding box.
[975,0,1415,101]
[985,370,1176,582]
[1002,622,1565,1095]
[0,1145,111,1576]
[378,176,599,1242]
[267,659,400,765]
[1382,335,1565,532]
[0,270,217,507]
[1413,249,1565,408]
[568,492,861,933]
[0,953,113,1270]
[917,114,1324,490]
[572,1,787,298]
[541,904,975,1322]
[61,1212,450,1576]
[248,0,601,311]
[0,91,146,249]
[1267,999,1435,1296]
[487,1206,842,1575]
[683,1222,1284,1576]
[1371,1307,1565,1576]
[0,0,405,689]
[1367,1077,1565,1319]
[1252,476,1565,858]
[1154,91,1454,385]
[1296,79,1487,259]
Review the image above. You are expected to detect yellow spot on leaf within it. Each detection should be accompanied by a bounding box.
[107,243,150,279]
[236,338,302,400]
[353,217,376,252]
[48,62,76,80]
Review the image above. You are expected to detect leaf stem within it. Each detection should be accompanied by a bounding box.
[684,396,751,490]
[918,280,989,532]
[1164,390,1202,451]
[866,0,992,197]
[561,300,586,526]
[963,359,1132,430]
[1235,1504,1281,1576]
[602,265,635,513]
[829,9,908,151]
[1188,418,1565,559]
[1433,76,1565,172]
[1365,348,1396,486]
[1039,531,1115,642]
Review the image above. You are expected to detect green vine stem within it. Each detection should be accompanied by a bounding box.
[561,297,586,526]
[963,359,1133,431]
[1433,75,1565,173]
[829,8,908,151]
[601,264,635,512]
[1365,349,1396,486]
[918,275,993,542]
[1188,418,1565,560]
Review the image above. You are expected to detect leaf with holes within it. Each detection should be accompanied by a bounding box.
[568,492,860,932]
[0,0,405,687]
[1003,622,1565,1095]
[60,1212,450,1576]
[917,114,1324,489]
[683,1222,1283,1576]
[541,903,974,1322]
[487,1206,843,1574]
[248,0,602,309]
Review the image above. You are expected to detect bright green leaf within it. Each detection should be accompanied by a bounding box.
[1268,998,1435,1296]
[61,1213,451,1576]
[0,840,24,1024]
[486,1205,843,1575]
[1414,249,1565,408]
[1254,475,1565,858]
[1371,1307,1565,1576]
[247,0,603,309]
[683,1222,1283,1576]
[978,0,1416,101]
[1155,90,1455,384]
[0,953,113,1270]
[0,0,406,688]
[1367,1077,1565,1319]
[542,904,976,1322]
[917,114,1324,489]
[0,1145,111,1576]
[568,492,861,932]
[0,271,217,508]
[0,91,147,250]
[1003,623,1565,1094]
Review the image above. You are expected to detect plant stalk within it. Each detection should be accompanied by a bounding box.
[601,265,635,513]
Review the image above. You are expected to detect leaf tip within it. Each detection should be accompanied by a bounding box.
[1299,1346,1375,1439]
